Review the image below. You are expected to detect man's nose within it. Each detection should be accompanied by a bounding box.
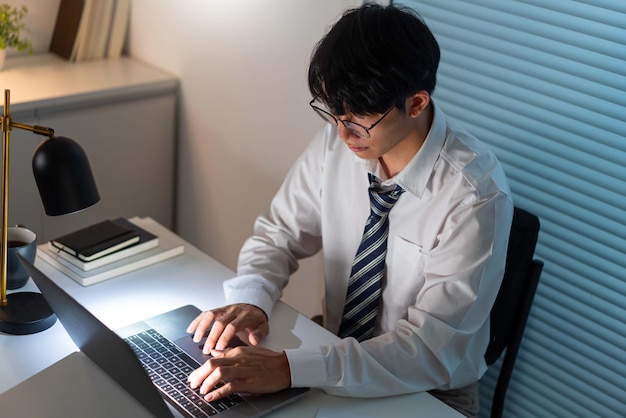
[337,123,358,141]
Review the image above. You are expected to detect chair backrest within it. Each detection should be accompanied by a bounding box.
[485,206,543,418]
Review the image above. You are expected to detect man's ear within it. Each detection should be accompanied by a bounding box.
[406,91,431,118]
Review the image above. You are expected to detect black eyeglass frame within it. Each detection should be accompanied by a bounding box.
[309,98,394,139]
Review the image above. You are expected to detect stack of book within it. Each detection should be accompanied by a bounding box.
[38,217,185,286]
[49,0,131,62]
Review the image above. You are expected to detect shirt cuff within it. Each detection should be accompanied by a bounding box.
[284,348,327,388]
[223,276,276,319]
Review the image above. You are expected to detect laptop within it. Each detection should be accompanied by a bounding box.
[19,255,309,418]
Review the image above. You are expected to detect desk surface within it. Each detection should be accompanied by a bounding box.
[0,220,461,418]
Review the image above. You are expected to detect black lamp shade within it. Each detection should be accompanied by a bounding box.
[32,136,100,216]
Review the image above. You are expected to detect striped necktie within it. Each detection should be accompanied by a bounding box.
[338,174,405,342]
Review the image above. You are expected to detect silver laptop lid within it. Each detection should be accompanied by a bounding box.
[18,255,174,418]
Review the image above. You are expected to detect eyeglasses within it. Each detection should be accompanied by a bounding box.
[309,98,394,139]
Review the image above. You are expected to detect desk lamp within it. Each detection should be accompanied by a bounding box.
[0,89,100,335]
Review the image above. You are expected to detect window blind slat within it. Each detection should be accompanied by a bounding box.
[533,280,624,347]
[514,350,622,417]
[419,4,626,79]
[519,0,626,31]
[526,315,625,378]
[437,98,626,181]
[500,153,625,214]
[504,169,625,233]
[393,1,626,417]
[541,231,624,281]
[438,60,626,131]
[507,180,625,242]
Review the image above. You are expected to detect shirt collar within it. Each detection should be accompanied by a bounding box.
[357,100,447,197]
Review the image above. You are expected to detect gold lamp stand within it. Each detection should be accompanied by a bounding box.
[0,89,100,335]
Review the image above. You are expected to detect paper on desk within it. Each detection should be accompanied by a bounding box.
[316,407,377,418]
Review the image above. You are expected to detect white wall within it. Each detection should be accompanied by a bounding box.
[2,0,360,316]
[127,0,361,317]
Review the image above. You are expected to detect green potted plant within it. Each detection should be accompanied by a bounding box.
[0,4,33,69]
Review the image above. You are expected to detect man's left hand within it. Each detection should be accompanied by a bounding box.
[187,346,291,401]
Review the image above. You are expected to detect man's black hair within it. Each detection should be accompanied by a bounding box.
[308,3,440,116]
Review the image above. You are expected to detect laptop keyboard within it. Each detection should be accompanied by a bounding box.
[124,329,246,417]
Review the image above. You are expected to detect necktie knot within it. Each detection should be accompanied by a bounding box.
[367,174,405,220]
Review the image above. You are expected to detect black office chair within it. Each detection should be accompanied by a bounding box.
[484,207,543,418]
[312,207,542,417]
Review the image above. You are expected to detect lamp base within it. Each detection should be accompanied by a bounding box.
[0,292,57,335]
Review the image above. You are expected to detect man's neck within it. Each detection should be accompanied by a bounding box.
[380,103,434,178]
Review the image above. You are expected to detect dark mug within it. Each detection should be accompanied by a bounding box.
[6,226,37,289]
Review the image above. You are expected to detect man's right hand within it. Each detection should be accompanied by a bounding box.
[186,303,269,354]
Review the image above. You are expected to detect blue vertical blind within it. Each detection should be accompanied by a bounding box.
[392,1,625,417]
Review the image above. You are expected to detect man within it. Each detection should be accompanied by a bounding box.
[187,4,513,417]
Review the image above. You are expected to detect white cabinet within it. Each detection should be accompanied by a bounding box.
[2,54,178,242]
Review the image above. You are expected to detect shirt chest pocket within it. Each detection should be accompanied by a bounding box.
[385,236,427,309]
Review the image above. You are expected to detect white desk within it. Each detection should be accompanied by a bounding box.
[0,221,461,418]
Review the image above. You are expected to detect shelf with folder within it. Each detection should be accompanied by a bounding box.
[38,217,184,286]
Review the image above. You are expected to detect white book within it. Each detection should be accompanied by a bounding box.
[88,0,115,59]
[70,0,93,61]
[37,217,184,286]
[106,0,130,59]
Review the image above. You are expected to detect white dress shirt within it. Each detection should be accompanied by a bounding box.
[224,102,514,396]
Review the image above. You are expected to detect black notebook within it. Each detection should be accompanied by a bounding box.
[47,217,159,271]
[51,219,140,262]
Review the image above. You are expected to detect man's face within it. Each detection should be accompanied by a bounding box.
[337,107,420,163]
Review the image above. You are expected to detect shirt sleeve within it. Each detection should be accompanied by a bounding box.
[286,192,514,396]
[223,128,328,318]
